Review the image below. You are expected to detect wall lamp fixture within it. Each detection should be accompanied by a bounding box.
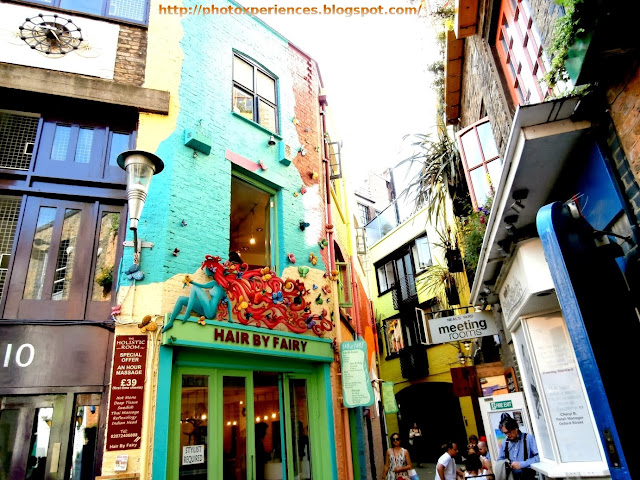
[504,214,519,237]
[117,150,164,264]
[268,135,276,146]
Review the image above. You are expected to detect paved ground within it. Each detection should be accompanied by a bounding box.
[412,462,437,479]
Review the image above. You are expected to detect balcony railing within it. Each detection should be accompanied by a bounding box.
[364,202,399,245]
[391,274,418,309]
[399,344,429,379]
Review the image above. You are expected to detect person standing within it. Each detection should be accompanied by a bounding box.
[436,441,464,480]
[409,422,424,467]
[382,433,413,480]
[478,441,493,475]
[497,415,539,480]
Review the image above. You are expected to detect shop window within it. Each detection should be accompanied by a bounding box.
[0,111,39,171]
[495,0,550,105]
[375,260,396,295]
[21,0,149,24]
[229,174,276,271]
[180,375,209,477]
[0,196,22,302]
[457,118,502,209]
[2,197,124,321]
[69,394,101,480]
[232,54,279,133]
[385,318,405,356]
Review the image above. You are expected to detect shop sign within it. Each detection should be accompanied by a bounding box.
[162,320,334,362]
[106,335,148,451]
[428,311,497,344]
[182,445,205,465]
[339,341,374,408]
[0,325,111,388]
[381,381,398,414]
[490,400,513,410]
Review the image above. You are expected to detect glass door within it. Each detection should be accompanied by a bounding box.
[0,395,67,480]
[283,376,313,480]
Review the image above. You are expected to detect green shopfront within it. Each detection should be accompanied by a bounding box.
[153,319,338,480]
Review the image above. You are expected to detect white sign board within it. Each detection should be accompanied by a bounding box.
[182,444,205,465]
[428,311,497,344]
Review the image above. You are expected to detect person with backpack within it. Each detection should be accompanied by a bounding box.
[497,415,539,480]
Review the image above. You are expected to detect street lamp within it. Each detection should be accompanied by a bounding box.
[117,150,164,264]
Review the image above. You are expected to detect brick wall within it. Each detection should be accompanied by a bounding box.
[113,25,147,86]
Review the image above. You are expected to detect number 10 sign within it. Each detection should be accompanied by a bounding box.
[106,335,148,451]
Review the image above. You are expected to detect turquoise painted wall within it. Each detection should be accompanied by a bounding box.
[119,0,321,285]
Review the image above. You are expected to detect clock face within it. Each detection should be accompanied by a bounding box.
[19,13,83,56]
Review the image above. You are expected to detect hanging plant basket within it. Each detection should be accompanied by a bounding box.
[446,247,464,273]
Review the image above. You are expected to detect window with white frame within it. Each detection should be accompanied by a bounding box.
[495,0,550,105]
[357,203,371,226]
[232,54,278,133]
[412,235,432,271]
[23,0,149,24]
[376,260,396,294]
[457,118,502,209]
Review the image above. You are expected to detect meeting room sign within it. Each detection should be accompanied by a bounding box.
[428,311,498,343]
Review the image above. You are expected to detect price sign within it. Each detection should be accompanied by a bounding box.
[106,335,148,451]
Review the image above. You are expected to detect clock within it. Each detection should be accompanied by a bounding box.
[19,13,83,56]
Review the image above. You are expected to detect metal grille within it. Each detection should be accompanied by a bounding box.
[0,196,23,302]
[0,112,39,170]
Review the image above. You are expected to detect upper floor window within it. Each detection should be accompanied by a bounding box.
[357,203,371,226]
[412,236,432,271]
[495,0,550,105]
[385,317,404,356]
[376,260,396,294]
[232,54,278,133]
[23,0,149,24]
[457,118,502,209]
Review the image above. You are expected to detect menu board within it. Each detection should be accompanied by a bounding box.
[340,341,374,408]
[106,335,148,450]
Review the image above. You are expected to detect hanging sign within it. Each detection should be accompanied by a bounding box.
[106,335,148,451]
[381,381,398,414]
[428,311,498,343]
[340,341,374,408]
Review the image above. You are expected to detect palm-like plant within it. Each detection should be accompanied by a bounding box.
[396,128,467,221]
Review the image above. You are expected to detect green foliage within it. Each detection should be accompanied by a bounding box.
[458,199,492,286]
[396,129,464,221]
[544,0,591,88]
[416,263,457,308]
[95,266,113,289]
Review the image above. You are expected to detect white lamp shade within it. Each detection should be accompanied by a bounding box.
[117,150,164,230]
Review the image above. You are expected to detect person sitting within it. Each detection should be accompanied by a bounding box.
[464,454,483,478]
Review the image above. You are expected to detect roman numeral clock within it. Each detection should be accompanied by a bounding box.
[19,13,83,55]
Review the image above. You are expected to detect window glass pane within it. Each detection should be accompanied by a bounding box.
[92,212,120,301]
[52,209,81,301]
[0,196,22,302]
[257,71,276,103]
[377,266,388,292]
[412,236,432,270]
[223,377,247,480]
[289,379,312,480]
[109,132,130,166]
[233,56,254,90]
[233,87,254,121]
[384,262,395,287]
[0,111,39,170]
[74,127,94,164]
[486,160,503,197]
[258,100,276,133]
[386,318,404,354]
[470,167,492,207]
[253,372,282,478]
[0,408,19,479]
[51,125,71,161]
[476,122,499,160]
[24,207,57,300]
[60,0,102,15]
[70,394,101,480]
[25,407,54,478]
[108,0,146,22]
[460,130,483,167]
[181,375,208,479]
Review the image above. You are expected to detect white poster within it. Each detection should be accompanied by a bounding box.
[526,314,603,463]
[182,444,205,465]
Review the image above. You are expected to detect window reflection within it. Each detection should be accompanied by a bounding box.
[24,207,56,300]
[92,212,120,301]
[52,209,80,301]
[289,379,312,479]
[253,372,281,480]
[181,375,208,479]
[70,394,101,479]
[223,377,247,480]
[25,407,54,479]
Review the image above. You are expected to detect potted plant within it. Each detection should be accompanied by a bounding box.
[95,266,113,293]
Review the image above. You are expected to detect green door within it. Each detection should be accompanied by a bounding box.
[169,368,317,480]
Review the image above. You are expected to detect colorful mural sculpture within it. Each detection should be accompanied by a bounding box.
[163,255,333,336]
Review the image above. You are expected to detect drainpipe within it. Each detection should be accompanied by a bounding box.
[319,95,354,480]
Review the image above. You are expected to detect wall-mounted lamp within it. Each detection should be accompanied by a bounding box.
[510,189,528,213]
[117,150,164,264]
[510,200,524,213]
[504,214,518,237]
[268,135,276,146]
